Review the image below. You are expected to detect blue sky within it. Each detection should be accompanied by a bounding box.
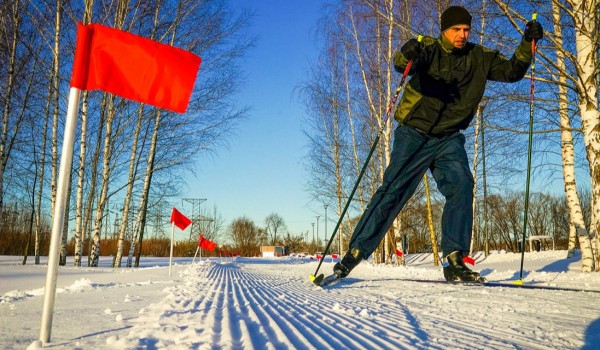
[185,1,327,239]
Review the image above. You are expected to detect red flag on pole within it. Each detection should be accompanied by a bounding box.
[395,249,404,257]
[170,208,192,230]
[199,235,216,252]
[70,22,201,113]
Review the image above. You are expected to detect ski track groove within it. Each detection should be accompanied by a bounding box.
[240,267,423,349]
[368,282,584,349]
[216,263,417,349]
[231,267,319,349]
[235,266,356,349]
[228,264,290,349]
[119,260,592,349]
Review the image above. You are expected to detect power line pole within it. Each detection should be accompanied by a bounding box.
[182,198,206,241]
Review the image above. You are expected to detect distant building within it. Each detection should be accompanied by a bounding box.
[260,246,285,258]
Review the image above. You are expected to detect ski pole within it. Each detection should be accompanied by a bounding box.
[310,36,422,281]
[517,13,538,284]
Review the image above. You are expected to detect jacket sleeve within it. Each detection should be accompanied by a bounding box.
[487,39,533,82]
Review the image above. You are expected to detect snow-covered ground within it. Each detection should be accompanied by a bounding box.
[1,250,599,349]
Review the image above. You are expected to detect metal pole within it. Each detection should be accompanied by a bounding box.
[518,13,538,282]
[324,205,328,251]
[316,216,320,249]
[40,87,81,344]
[481,106,489,257]
[169,223,175,277]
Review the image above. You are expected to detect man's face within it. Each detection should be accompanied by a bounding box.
[443,25,470,49]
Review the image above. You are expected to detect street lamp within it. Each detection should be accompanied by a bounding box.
[311,223,315,245]
[316,216,320,249]
[324,204,328,247]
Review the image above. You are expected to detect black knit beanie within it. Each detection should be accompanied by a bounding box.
[440,6,472,32]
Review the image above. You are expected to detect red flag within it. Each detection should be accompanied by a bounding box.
[395,249,404,257]
[170,208,192,230]
[462,256,476,265]
[70,22,201,113]
[331,254,338,259]
[199,235,216,252]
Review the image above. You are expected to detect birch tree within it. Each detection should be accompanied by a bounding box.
[551,1,588,260]
[89,0,130,267]
[0,0,26,214]
[566,0,600,271]
[492,0,598,271]
[73,0,94,267]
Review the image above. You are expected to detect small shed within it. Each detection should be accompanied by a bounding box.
[260,245,285,258]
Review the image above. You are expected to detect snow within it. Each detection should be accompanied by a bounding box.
[1,251,600,349]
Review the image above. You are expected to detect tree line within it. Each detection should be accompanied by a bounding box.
[300,0,600,271]
[0,0,252,266]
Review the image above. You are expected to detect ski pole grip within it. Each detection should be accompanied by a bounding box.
[530,12,538,52]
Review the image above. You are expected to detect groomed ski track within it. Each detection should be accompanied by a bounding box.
[117,257,598,349]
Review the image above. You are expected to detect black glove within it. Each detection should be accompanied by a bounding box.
[524,21,543,42]
[401,38,422,61]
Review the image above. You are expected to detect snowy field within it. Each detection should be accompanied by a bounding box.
[1,250,600,349]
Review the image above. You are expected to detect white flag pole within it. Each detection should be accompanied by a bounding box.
[192,246,199,264]
[40,87,81,344]
[169,222,175,277]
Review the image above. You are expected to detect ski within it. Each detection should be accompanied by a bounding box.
[398,278,600,293]
[312,275,600,293]
[311,273,344,288]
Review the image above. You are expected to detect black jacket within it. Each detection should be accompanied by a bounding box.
[393,34,533,136]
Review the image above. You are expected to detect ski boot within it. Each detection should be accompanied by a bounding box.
[333,248,363,278]
[443,251,482,282]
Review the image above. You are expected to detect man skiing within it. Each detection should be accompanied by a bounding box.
[333,5,543,282]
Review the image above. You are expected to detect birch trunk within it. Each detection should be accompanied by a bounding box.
[89,98,115,267]
[343,49,365,214]
[0,1,21,214]
[22,156,38,265]
[59,170,72,265]
[73,92,89,266]
[113,106,144,267]
[382,0,394,265]
[35,58,54,265]
[552,2,589,262]
[49,0,62,221]
[85,107,104,266]
[127,111,161,267]
[424,172,439,265]
[34,111,48,265]
[569,0,599,271]
[471,0,486,256]
[90,1,129,267]
[73,0,94,267]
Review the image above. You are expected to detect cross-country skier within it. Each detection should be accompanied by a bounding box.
[333,5,543,282]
